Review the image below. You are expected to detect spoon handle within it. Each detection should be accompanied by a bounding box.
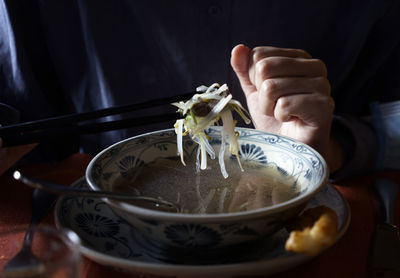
[23,189,58,246]
[14,171,138,200]
[13,171,180,212]
[373,178,399,225]
[29,189,58,225]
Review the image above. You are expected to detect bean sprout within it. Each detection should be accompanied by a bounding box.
[172,83,251,178]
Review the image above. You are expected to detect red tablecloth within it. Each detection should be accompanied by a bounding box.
[0,153,399,278]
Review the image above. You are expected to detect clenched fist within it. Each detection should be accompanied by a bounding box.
[231,44,343,172]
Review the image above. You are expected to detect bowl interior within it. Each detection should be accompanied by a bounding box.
[86,127,328,215]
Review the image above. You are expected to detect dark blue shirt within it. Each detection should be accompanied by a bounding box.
[1,0,399,178]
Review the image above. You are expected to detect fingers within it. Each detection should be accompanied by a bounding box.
[231,44,334,160]
[231,44,256,95]
[253,57,327,92]
[231,44,327,95]
[252,46,312,60]
[231,44,332,129]
[273,93,334,124]
[259,76,331,116]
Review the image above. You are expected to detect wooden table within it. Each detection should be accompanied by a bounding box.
[0,153,399,278]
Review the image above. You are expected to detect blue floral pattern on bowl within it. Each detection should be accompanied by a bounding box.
[116,155,144,178]
[239,143,268,164]
[85,127,329,249]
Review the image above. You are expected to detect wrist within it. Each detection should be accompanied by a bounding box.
[326,137,346,174]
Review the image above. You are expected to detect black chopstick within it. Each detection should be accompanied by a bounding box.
[1,112,181,147]
[0,92,195,147]
[0,92,195,135]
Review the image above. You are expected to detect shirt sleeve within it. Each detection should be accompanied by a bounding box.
[329,114,378,182]
[329,1,400,182]
[330,99,400,182]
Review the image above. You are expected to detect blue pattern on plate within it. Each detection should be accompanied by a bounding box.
[164,224,222,248]
[74,213,120,237]
[55,178,349,266]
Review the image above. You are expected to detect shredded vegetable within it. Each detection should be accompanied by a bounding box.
[172,83,251,178]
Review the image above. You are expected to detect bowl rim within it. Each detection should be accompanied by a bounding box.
[85,127,329,222]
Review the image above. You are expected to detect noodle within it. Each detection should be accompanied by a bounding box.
[172,83,250,178]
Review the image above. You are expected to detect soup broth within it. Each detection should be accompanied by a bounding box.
[112,156,300,214]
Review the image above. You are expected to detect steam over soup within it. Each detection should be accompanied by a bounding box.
[112,156,300,214]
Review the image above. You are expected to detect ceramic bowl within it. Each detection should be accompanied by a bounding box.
[86,127,328,249]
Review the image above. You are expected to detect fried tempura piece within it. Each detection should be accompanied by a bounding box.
[285,205,338,256]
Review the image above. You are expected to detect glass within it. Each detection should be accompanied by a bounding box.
[0,225,81,278]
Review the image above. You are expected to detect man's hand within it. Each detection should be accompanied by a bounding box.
[231,44,343,172]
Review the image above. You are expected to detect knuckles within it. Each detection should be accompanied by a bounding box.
[253,55,328,78]
[261,79,278,98]
[252,46,312,60]
[276,96,291,110]
[255,57,280,78]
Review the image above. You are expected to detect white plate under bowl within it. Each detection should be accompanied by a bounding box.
[55,178,350,278]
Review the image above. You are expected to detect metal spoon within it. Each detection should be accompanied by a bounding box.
[2,189,58,277]
[13,170,180,213]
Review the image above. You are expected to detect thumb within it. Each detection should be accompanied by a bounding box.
[230,44,256,96]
